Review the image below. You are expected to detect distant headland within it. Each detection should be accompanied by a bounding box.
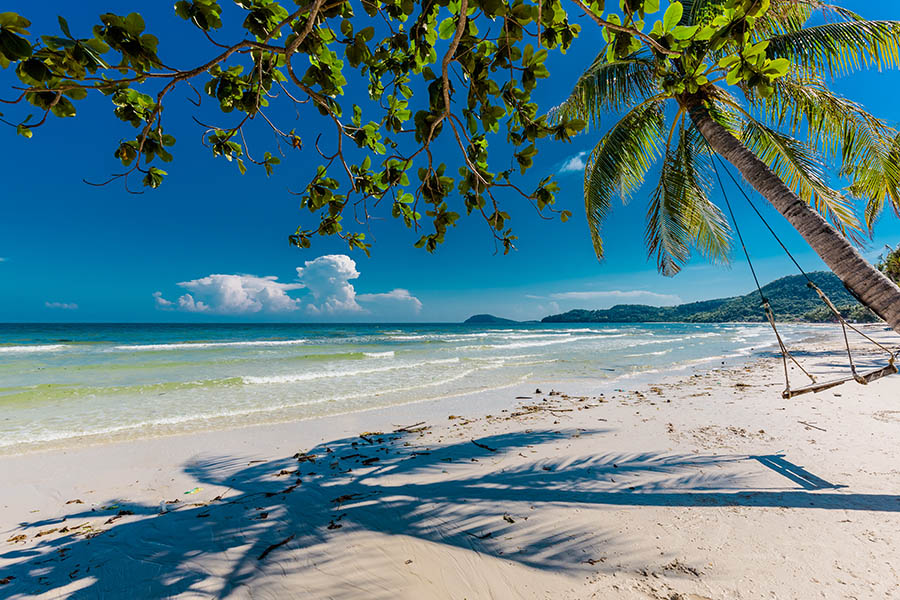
[464,273,879,325]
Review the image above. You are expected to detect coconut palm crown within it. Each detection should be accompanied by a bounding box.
[553,0,900,281]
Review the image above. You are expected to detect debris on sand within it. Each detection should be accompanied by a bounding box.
[392,421,427,433]
[104,509,134,525]
[663,559,703,577]
[331,493,362,504]
[257,535,295,561]
[294,452,317,463]
[471,439,498,452]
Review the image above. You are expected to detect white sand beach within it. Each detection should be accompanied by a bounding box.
[2,328,900,599]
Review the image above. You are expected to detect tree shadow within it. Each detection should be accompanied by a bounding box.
[2,427,898,598]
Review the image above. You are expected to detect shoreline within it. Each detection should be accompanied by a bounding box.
[3,326,899,598]
[0,344,764,458]
[0,323,830,458]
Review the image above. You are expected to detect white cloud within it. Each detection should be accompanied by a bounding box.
[0,257,6,262]
[358,288,423,314]
[154,274,303,315]
[152,291,173,308]
[175,294,210,313]
[559,150,588,174]
[186,274,301,314]
[296,254,363,315]
[153,255,423,319]
[550,290,682,305]
[45,301,78,310]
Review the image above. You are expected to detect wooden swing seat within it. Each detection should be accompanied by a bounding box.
[782,362,899,399]
[706,148,898,400]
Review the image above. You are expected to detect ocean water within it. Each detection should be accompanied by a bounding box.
[0,322,827,454]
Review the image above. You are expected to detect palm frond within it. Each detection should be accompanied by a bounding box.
[647,122,730,276]
[740,118,863,236]
[755,1,865,37]
[765,20,900,77]
[852,132,900,228]
[548,50,659,128]
[756,75,892,158]
[752,1,814,37]
[679,0,728,27]
[680,126,732,265]
[749,75,900,231]
[583,100,666,261]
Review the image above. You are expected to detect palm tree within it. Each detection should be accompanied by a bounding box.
[553,0,900,333]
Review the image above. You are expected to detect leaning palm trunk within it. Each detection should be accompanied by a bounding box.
[687,101,900,333]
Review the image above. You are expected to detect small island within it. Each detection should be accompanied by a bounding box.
[463,314,520,324]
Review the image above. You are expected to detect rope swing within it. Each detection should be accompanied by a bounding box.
[707,151,897,400]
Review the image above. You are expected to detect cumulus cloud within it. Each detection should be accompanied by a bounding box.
[155,274,303,315]
[45,301,78,310]
[152,291,173,308]
[559,150,588,174]
[550,290,682,305]
[358,288,423,314]
[296,254,363,315]
[153,255,423,319]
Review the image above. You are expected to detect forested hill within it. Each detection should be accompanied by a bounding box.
[541,272,879,324]
[464,314,520,324]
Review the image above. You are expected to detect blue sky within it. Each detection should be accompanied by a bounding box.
[1,0,899,322]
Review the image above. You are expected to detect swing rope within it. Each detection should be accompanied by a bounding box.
[707,153,818,390]
[703,143,897,398]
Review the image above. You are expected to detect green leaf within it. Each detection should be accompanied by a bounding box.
[670,25,697,40]
[763,57,790,77]
[742,40,769,58]
[0,29,33,62]
[438,17,456,40]
[49,96,76,118]
[57,15,72,38]
[662,1,683,32]
[0,12,31,32]
[125,12,145,34]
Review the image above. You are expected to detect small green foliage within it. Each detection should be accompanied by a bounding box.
[111,88,155,126]
[0,12,33,68]
[718,40,788,98]
[142,167,167,188]
[877,244,900,285]
[3,0,898,263]
[174,0,223,31]
[93,13,160,71]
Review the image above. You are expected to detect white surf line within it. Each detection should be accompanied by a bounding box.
[111,339,309,351]
[241,357,461,384]
[1,365,496,449]
[0,344,69,354]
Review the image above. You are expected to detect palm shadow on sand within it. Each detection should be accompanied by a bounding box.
[3,426,899,598]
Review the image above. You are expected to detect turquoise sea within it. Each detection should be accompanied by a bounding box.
[0,322,826,454]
